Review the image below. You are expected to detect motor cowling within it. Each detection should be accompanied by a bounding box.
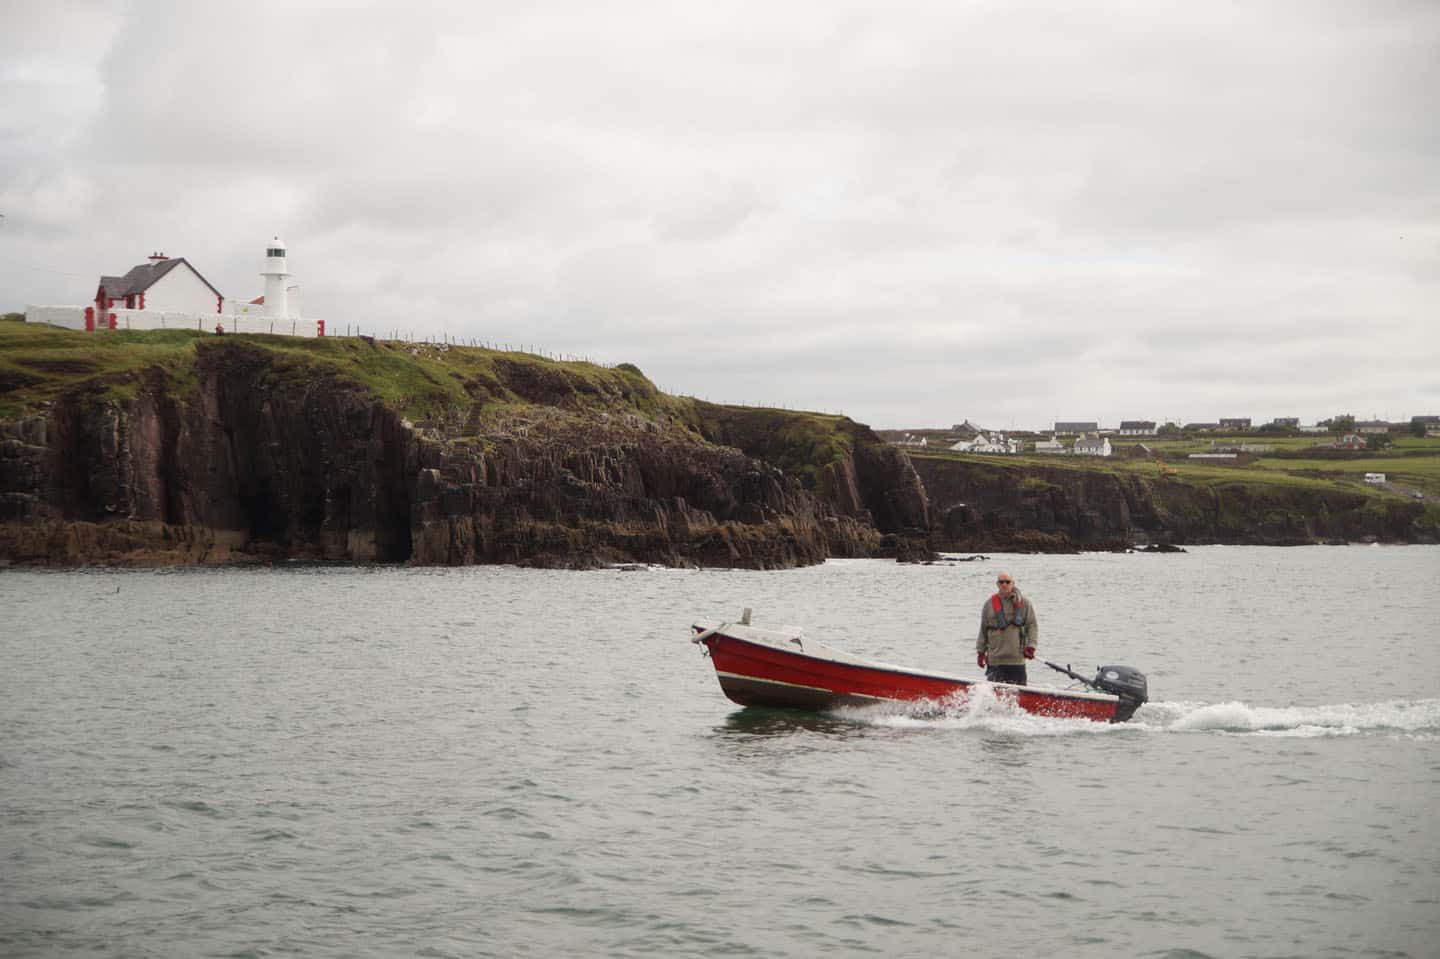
[1091,665,1148,704]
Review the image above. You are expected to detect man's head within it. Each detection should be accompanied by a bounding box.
[996,571,1015,597]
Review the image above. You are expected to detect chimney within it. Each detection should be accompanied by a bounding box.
[148,252,168,262]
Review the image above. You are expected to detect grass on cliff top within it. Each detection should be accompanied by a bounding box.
[0,316,678,424]
[228,336,676,423]
[680,400,860,488]
[912,448,1440,529]
[1249,454,1440,497]
[911,447,1405,498]
[0,316,209,415]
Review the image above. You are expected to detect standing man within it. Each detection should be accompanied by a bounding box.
[976,571,1038,685]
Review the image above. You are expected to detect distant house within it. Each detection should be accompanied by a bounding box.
[1184,422,1220,432]
[1072,436,1112,457]
[892,434,928,448]
[950,432,1021,454]
[949,420,985,440]
[1219,418,1252,430]
[95,253,224,317]
[1118,420,1157,436]
[1328,434,1367,450]
[1355,420,1391,435]
[1034,437,1066,454]
[1413,415,1440,437]
[1054,421,1098,435]
[1270,417,1300,429]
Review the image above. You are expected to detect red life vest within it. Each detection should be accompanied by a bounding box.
[989,592,1026,628]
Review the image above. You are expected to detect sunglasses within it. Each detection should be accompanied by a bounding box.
[997,579,1013,584]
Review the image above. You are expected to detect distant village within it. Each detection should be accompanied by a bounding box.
[881,415,1440,460]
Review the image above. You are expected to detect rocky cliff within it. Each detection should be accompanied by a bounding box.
[914,455,1436,550]
[6,321,1431,567]
[0,329,926,568]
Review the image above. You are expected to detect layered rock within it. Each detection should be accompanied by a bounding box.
[0,340,923,568]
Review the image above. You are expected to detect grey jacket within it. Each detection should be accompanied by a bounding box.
[976,590,1039,666]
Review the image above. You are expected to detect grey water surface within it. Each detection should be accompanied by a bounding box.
[2,546,1437,958]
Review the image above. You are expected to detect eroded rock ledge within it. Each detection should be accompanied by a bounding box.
[0,340,927,568]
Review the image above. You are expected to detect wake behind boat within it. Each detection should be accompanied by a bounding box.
[691,610,1148,723]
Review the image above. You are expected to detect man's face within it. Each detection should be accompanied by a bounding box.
[996,574,1015,597]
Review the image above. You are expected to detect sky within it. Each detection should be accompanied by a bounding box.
[2,0,1437,431]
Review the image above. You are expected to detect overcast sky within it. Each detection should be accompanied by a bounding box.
[3,1,1436,430]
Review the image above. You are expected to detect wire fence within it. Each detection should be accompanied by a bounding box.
[325,325,848,418]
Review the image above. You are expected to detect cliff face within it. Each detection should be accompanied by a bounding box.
[687,403,930,538]
[9,323,1426,566]
[913,456,1436,550]
[0,339,925,568]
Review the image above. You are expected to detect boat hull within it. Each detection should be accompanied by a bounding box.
[695,623,1136,723]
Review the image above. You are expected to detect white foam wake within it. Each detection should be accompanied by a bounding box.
[836,684,1129,736]
[837,691,1440,738]
[1141,698,1440,737]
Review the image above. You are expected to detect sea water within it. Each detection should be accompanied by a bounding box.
[1,546,1437,957]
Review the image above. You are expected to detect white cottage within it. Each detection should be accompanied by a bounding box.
[1073,436,1112,457]
[95,253,224,318]
[951,432,1021,454]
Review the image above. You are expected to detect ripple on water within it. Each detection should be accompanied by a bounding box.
[2,553,1437,957]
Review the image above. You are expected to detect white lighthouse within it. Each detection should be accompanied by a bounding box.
[260,235,291,318]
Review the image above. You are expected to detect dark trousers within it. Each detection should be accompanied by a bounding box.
[986,664,1028,686]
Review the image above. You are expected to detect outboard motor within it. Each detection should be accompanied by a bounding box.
[1091,665,1148,704]
[1044,661,1149,723]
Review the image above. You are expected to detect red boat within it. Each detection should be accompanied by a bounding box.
[691,612,1148,723]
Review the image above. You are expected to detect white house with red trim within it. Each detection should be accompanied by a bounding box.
[95,253,224,318]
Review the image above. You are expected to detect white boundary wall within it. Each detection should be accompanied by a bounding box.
[113,309,322,337]
[24,305,88,330]
[26,305,323,338]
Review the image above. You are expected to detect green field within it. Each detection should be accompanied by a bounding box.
[1249,455,1440,497]
[919,438,1440,505]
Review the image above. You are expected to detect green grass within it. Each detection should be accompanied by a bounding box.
[681,401,857,489]
[1389,435,1440,451]
[0,317,675,424]
[1250,454,1440,497]
[914,445,1426,499]
[1140,435,1346,454]
[0,318,211,415]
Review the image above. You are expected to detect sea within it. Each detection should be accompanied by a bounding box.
[1,545,1437,958]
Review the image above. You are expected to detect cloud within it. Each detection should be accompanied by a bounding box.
[1,0,1437,429]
